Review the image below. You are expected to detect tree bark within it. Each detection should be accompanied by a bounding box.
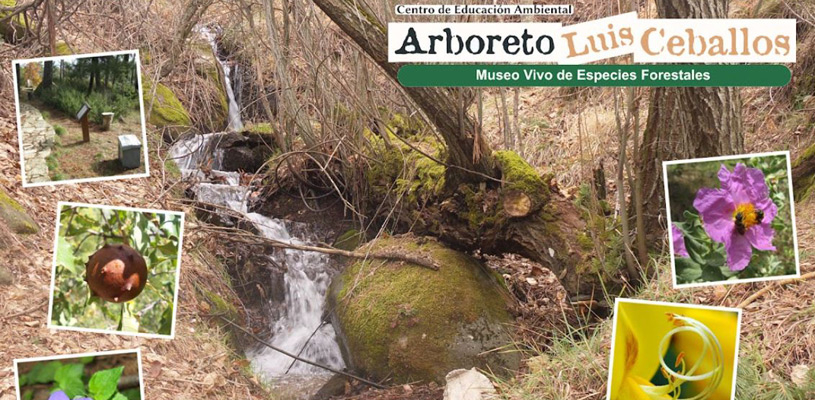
[311,0,622,306]
[41,60,54,89]
[158,0,215,78]
[311,0,495,185]
[792,143,815,202]
[87,57,98,94]
[639,0,743,238]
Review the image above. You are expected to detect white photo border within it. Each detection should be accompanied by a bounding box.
[605,298,742,400]
[13,348,145,400]
[663,150,801,289]
[46,201,184,339]
[12,49,150,188]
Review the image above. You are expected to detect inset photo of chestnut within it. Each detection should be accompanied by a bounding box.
[48,202,184,338]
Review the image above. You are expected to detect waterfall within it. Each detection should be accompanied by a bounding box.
[200,28,244,132]
[170,132,344,398]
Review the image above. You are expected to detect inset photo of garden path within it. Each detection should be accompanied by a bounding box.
[13,50,148,186]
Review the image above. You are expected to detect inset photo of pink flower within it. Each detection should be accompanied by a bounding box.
[663,151,800,288]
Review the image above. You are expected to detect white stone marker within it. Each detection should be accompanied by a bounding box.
[118,134,141,169]
[101,112,115,131]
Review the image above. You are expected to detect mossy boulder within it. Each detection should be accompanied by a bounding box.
[0,187,39,235]
[327,236,519,384]
[1,0,28,42]
[141,76,192,139]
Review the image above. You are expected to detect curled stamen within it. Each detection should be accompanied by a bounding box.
[639,314,724,400]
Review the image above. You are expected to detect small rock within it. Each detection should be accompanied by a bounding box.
[0,188,39,235]
[443,368,496,400]
[0,266,12,286]
[525,277,538,286]
[791,364,810,386]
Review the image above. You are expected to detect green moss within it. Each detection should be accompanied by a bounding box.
[54,41,71,55]
[365,115,446,207]
[793,142,815,201]
[201,287,238,317]
[204,66,229,131]
[141,76,192,130]
[1,0,28,33]
[0,187,39,234]
[494,150,549,206]
[333,229,363,251]
[331,236,516,383]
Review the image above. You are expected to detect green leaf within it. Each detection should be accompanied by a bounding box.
[159,303,173,335]
[88,366,124,400]
[701,265,727,282]
[119,302,140,333]
[27,361,62,384]
[55,363,85,397]
[80,356,95,364]
[56,236,80,273]
[121,388,141,400]
[111,393,129,400]
[676,257,703,283]
[59,377,87,398]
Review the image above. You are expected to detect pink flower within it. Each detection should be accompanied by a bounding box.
[693,163,777,271]
[671,224,689,257]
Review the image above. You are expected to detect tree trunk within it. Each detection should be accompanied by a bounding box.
[15,63,22,92]
[87,57,98,94]
[792,143,815,202]
[311,0,495,185]
[158,0,215,78]
[312,0,623,305]
[41,61,53,89]
[639,0,743,238]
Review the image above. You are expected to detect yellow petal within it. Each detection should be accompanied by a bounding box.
[674,308,739,400]
[618,376,673,400]
[611,302,676,398]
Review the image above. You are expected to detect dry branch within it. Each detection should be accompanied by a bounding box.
[198,224,440,271]
[737,271,815,308]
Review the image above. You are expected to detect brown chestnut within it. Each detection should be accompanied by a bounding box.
[85,243,147,303]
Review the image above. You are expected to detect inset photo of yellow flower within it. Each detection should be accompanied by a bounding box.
[607,299,741,400]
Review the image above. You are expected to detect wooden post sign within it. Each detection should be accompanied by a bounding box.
[77,102,91,143]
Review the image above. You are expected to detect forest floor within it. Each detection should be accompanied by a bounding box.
[0,115,272,400]
[30,99,146,182]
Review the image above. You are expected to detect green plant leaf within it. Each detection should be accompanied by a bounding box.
[121,388,141,400]
[676,257,703,283]
[88,366,124,400]
[158,303,173,335]
[55,362,86,397]
[27,361,62,384]
[56,236,80,274]
[119,302,140,333]
[111,393,128,400]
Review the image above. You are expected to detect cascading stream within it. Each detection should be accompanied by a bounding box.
[170,130,344,397]
[199,27,244,132]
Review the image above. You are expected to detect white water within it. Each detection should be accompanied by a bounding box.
[170,131,344,398]
[200,28,244,132]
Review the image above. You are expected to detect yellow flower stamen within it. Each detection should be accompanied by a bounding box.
[639,314,724,400]
[733,203,760,230]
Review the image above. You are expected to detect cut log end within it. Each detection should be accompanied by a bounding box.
[503,190,532,217]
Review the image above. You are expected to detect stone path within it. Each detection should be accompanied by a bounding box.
[19,103,55,183]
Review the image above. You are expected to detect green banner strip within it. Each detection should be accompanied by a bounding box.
[397,64,791,87]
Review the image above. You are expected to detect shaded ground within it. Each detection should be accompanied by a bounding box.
[30,99,146,181]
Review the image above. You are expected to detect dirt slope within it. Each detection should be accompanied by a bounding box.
[0,116,269,400]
